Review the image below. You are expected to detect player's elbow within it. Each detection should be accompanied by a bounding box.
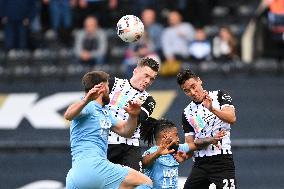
[64,112,73,121]
[228,116,237,125]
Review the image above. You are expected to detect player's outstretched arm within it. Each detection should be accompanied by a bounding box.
[173,141,198,163]
[111,99,142,138]
[178,130,226,162]
[175,131,224,162]
[64,83,104,120]
[194,130,226,149]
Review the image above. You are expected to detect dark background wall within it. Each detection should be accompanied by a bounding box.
[1,73,284,189]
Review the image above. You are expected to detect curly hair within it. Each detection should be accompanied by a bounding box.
[140,117,176,146]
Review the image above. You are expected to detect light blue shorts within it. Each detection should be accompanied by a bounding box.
[66,157,130,189]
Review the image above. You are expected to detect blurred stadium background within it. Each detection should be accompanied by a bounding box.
[0,0,284,189]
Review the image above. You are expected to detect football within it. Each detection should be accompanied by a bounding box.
[116,15,144,43]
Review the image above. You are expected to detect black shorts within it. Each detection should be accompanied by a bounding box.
[107,144,142,171]
[184,154,236,189]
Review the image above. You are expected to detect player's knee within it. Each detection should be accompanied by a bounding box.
[123,169,152,187]
[135,171,152,185]
[144,175,153,185]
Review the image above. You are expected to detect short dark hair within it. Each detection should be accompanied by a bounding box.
[177,69,199,86]
[137,57,159,72]
[82,71,109,92]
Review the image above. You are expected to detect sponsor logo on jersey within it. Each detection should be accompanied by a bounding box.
[109,91,128,108]
[189,115,206,133]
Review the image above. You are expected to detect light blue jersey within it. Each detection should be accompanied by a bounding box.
[143,144,190,189]
[66,101,130,189]
[70,101,117,161]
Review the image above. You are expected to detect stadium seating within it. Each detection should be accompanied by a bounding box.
[0,0,281,80]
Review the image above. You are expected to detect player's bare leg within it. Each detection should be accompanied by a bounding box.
[119,168,152,189]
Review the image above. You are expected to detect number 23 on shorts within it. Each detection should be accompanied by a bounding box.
[223,179,235,189]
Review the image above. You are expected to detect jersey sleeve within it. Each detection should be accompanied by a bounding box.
[182,112,195,136]
[138,96,156,124]
[217,90,234,109]
[75,101,91,119]
[178,143,190,153]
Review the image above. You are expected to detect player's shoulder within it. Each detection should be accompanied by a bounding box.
[110,77,130,90]
[113,77,129,84]
[143,94,155,103]
[209,90,218,94]
[209,89,230,95]
[183,101,195,112]
[209,90,232,98]
[217,89,233,100]
[216,89,231,95]
[83,101,102,116]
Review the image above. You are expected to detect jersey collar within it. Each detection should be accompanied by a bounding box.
[129,79,144,92]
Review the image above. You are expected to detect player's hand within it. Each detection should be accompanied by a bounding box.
[123,99,142,116]
[202,90,213,111]
[157,137,176,155]
[83,83,105,103]
[173,151,188,163]
[212,130,226,149]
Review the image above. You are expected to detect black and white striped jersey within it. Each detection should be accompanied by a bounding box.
[182,90,235,158]
[107,77,156,146]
